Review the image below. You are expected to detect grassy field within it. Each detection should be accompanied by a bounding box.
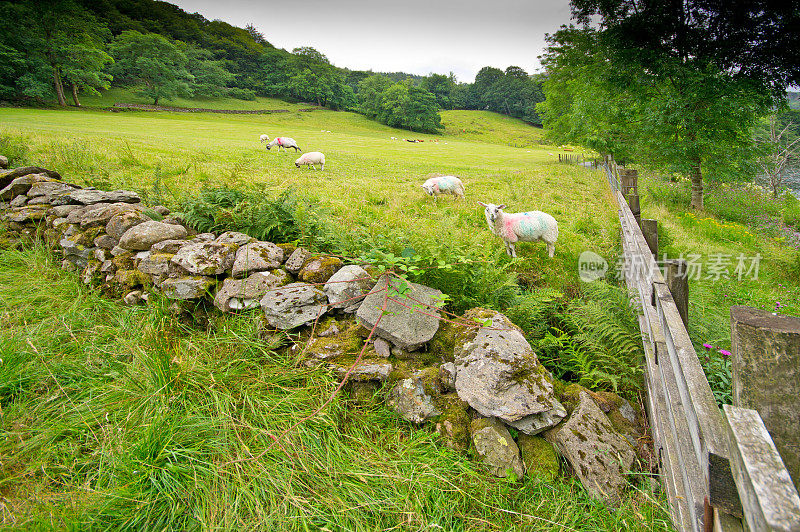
[12,93,789,530]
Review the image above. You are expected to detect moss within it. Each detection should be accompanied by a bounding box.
[114,269,152,288]
[305,317,365,360]
[76,226,103,246]
[112,252,136,271]
[517,434,560,481]
[435,400,472,452]
[428,320,458,362]
[559,383,589,413]
[299,255,343,284]
[276,242,296,257]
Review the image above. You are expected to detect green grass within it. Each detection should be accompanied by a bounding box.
[0,98,670,529]
[0,243,671,530]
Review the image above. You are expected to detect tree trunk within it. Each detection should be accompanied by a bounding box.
[52,67,67,107]
[690,160,703,209]
[71,83,81,107]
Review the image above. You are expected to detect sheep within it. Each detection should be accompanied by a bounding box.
[295,151,325,170]
[421,174,465,200]
[265,137,302,152]
[477,202,558,258]
[259,134,270,143]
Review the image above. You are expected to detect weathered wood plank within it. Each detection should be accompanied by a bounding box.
[723,406,800,531]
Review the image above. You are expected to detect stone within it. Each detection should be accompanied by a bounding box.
[137,252,175,277]
[113,269,151,288]
[0,155,7,169]
[27,181,76,200]
[2,205,48,223]
[106,210,153,240]
[150,239,189,254]
[284,247,311,273]
[26,196,50,206]
[9,195,27,207]
[322,360,393,381]
[110,245,128,257]
[388,376,442,423]
[65,204,105,224]
[123,290,145,305]
[59,237,95,260]
[299,255,343,284]
[191,233,216,243]
[304,317,365,360]
[544,391,636,504]
[52,188,140,206]
[260,282,328,330]
[0,166,61,189]
[324,264,373,312]
[214,270,292,312]
[92,248,112,262]
[215,231,255,247]
[171,241,236,276]
[93,234,118,250]
[435,402,472,451]
[518,434,560,481]
[81,203,142,229]
[439,362,457,391]
[118,221,188,251]
[49,204,82,218]
[153,205,170,216]
[81,260,103,285]
[231,241,284,278]
[0,174,53,200]
[373,337,391,358]
[470,418,525,479]
[356,275,442,351]
[453,309,565,433]
[160,276,215,300]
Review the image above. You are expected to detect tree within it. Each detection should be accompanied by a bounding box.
[420,73,455,110]
[110,30,194,105]
[357,74,393,117]
[61,43,114,106]
[755,110,800,196]
[376,80,442,133]
[568,0,800,208]
[185,46,234,98]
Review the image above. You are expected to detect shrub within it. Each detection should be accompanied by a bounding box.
[226,87,256,101]
[0,132,30,166]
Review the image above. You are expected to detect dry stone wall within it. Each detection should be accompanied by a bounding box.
[0,164,653,505]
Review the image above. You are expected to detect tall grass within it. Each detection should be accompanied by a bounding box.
[0,243,672,530]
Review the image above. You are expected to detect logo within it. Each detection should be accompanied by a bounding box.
[578,251,608,282]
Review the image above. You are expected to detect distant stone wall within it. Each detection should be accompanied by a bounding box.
[111,103,321,114]
[0,163,654,504]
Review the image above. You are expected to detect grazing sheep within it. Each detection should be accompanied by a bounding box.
[295,151,325,171]
[265,137,302,152]
[260,134,270,143]
[477,202,558,258]
[421,174,465,200]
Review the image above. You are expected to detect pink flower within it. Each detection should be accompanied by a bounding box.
[702,343,713,350]
[719,349,732,358]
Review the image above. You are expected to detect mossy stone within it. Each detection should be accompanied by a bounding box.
[114,269,152,288]
[517,434,560,481]
[435,400,472,452]
[428,319,458,362]
[276,242,296,257]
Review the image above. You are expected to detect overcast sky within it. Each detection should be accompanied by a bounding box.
[169,0,574,82]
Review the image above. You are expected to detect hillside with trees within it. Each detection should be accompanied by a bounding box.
[0,0,546,132]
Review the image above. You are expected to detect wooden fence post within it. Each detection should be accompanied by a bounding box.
[641,219,658,257]
[663,259,689,327]
[627,193,641,227]
[730,306,800,492]
[621,169,639,196]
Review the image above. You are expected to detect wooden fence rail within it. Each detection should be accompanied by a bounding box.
[602,161,800,532]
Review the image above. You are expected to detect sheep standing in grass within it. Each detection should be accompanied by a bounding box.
[421,174,465,200]
[259,134,270,144]
[265,137,302,152]
[477,202,558,258]
[295,151,325,171]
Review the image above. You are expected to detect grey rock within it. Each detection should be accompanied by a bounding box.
[324,264,373,312]
[171,241,236,276]
[470,418,525,479]
[66,204,106,224]
[106,210,152,240]
[100,260,115,274]
[191,233,216,243]
[0,155,7,169]
[27,181,76,200]
[544,391,636,504]
[231,241,284,278]
[92,247,112,262]
[9,194,27,207]
[160,276,215,300]
[52,217,69,230]
[52,188,140,206]
[153,205,170,216]
[137,253,175,277]
[60,236,95,259]
[216,231,255,247]
[388,377,442,423]
[507,403,568,436]
[260,282,328,330]
[373,337,392,358]
[26,196,51,205]
[214,270,291,312]
[80,202,142,229]
[49,204,82,218]
[93,234,118,250]
[0,174,53,200]
[298,256,343,284]
[110,245,128,257]
[123,290,145,305]
[356,275,442,351]
[118,221,188,251]
[150,239,189,254]
[2,205,48,223]
[454,310,565,432]
[439,362,457,391]
[307,359,393,381]
[284,247,311,273]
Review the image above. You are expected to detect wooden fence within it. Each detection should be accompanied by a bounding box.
[601,159,800,532]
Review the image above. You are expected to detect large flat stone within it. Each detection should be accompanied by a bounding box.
[260,282,328,329]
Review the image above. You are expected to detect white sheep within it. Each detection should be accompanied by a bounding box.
[421,174,465,200]
[477,202,558,258]
[260,134,270,143]
[295,151,325,170]
[265,137,302,152]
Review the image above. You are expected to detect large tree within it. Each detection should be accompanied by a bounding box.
[110,30,194,105]
[564,0,800,208]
